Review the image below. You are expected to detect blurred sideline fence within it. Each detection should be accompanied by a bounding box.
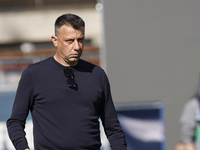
[116,102,166,150]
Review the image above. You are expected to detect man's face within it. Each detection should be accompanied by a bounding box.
[52,25,85,66]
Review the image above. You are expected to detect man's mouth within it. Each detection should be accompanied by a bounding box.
[71,54,80,57]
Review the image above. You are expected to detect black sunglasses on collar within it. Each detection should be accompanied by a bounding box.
[64,67,77,88]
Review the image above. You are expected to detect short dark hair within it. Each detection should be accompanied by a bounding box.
[55,13,85,36]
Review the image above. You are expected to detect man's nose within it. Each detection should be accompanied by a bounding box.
[73,40,81,50]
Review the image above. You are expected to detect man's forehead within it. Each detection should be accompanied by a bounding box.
[58,26,84,38]
[60,25,84,34]
[57,25,84,37]
[61,24,84,31]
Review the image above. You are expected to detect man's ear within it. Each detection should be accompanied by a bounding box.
[51,35,58,47]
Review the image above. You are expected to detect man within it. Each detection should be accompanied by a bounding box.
[7,13,127,150]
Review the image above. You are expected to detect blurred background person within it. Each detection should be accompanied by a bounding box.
[179,82,200,150]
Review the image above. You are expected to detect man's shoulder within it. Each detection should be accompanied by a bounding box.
[22,57,53,76]
[28,57,52,69]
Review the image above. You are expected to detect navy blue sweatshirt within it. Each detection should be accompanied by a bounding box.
[7,57,127,150]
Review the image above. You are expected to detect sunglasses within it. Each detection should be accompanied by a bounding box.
[64,67,77,88]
